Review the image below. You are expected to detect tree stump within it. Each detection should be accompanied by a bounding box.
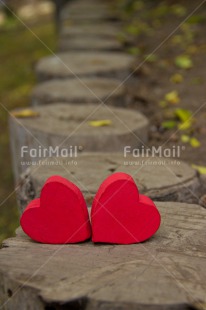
[9,104,148,182]
[0,202,206,309]
[58,36,122,52]
[17,153,203,213]
[64,0,110,11]
[31,78,127,106]
[35,52,134,81]
[61,2,115,22]
[60,23,121,39]
[61,10,117,23]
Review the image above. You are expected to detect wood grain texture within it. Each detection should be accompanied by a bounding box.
[17,153,203,213]
[35,52,134,81]
[31,78,126,106]
[61,10,116,22]
[58,36,122,52]
[63,0,111,13]
[0,202,206,309]
[9,104,148,182]
[61,2,116,22]
[60,23,121,39]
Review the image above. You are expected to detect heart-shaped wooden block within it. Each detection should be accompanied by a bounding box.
[20,176,91,244]
[91,172,161,244]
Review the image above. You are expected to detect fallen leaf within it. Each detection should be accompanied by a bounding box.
[187,15,206,25]
[178,120,192,130]
[12,109,40,118]
[190,137,201,148]
[192,164,206,174]
[175,55,193,69]
[170,73,183,84]
[125,24,141,35]
[88,120,112,127]
[172,4,187,17]
[161,120,177,129]
[181,134,190,143]
[127,47,141,55]
[165,90,180,104]
[175,108,192,122]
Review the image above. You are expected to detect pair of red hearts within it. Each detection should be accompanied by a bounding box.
[20,172,161,244]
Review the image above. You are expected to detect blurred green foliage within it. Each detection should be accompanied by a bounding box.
[0,16,56,244]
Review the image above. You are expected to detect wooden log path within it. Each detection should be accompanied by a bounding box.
[58,36,122,52]
[61,8,116,22]
[31,78,127,106]
[3,0,206,309]
[60,23,121,39]
[61,1,117,22]
[35,52,134,81]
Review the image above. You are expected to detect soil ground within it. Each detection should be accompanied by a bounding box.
[123,0,206,165]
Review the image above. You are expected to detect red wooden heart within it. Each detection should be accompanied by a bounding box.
[91,172,161,244]
[20,176,91,244]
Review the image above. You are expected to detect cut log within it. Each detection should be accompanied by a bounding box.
[17,153,203,213]
[61,2,116,22]
[35,52,134,81]
[9,104,148,182]
[60,23,121,39]
[64,0,111,11]
[61,10,117,22]
[31,78,127,106]
[0,202,206,309]
[58,36,122,52]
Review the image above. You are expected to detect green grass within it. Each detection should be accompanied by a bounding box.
[0,17,56,244]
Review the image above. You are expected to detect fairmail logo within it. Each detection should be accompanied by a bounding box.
[124,145,185,158]
[21,145,78,158]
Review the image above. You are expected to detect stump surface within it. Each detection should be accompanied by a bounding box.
[64,0,110,11]
[35,52,134,81]
[31,78,126,106]
[58,36,122,52]
[61,2,115,21]
[0,202,206,309]
[61,10,115,22]
[17,153,202,213]
[10,104,148,181]
[61,23,121,39]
